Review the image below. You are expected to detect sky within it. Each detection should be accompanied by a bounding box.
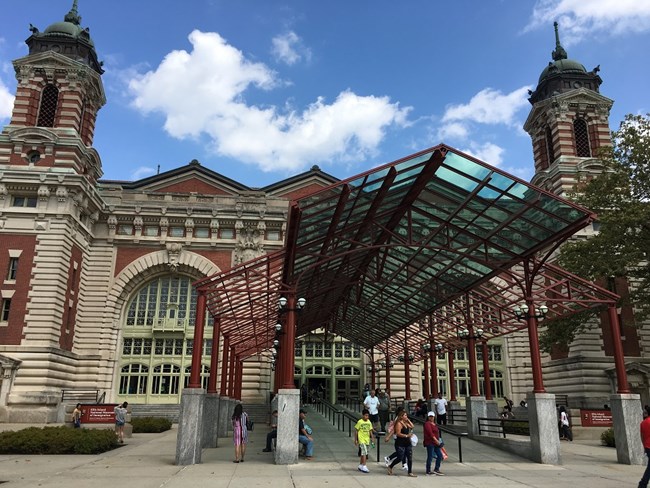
[0,1,649,188]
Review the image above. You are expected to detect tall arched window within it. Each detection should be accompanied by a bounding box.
[573,118,591,157]
[455,368,469,397]
[437,368,447,396]
[37,84,59,127]
[183,365,210,390]
[119,363,149,396]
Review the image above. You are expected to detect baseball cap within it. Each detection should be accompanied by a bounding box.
[427,411,436,417]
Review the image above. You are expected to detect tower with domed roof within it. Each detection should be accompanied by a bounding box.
[0,0,105,183]
[524,22,613,197]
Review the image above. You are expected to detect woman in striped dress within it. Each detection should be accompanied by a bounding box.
[232,403,249,462]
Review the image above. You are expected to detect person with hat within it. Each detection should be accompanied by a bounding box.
[298,409,314,460]
[423,411,445,475]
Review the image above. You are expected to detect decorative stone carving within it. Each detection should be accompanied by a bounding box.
[56,186,68,202]
[233,221,265,265]
[133,216,143,231]
[107,215,117,230]
[38,185,50,201]
[166,243,183,272]
[0,184,7,200]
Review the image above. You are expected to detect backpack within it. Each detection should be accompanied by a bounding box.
[387,419,395,435]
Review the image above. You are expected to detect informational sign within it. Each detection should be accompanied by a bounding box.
[79,404,119,424]
[580,409,613,427]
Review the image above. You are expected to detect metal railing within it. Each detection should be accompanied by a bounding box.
[61,389,102,403]
[448,408,466,424]
[477,417,530,438]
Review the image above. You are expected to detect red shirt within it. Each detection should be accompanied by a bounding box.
[641,417,650,449]
[423,420,441,447]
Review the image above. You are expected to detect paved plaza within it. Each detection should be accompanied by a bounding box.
[0,407,646,487]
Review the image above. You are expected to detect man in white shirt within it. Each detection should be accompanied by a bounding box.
[364,388,381,430]
[433,392,448,425]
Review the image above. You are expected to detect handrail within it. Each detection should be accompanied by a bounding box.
[409,414,468,463]
[313,399,386,463]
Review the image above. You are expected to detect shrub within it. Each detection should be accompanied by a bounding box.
[601,428,615,447]
[131,416,172,433]
[0,426,118,454]
[503,421,530,436]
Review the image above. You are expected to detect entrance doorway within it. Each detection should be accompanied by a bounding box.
[308,378,329,402]
[337,379,360,402]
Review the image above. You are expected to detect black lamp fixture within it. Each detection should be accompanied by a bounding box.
[457,327,484,340]
[513,303,549,320]
[434,343,444,353]
[425,342,444,353]
[278,296,307,311]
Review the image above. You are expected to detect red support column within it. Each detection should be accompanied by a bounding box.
[228,346,236,398]
[423,355,430,400]
[609,305,631,393]
[482,342,493,400]
[385,354,391,394]
[235,359,243,400]
[207,317,220,394]
[404,349,411,400]
[430,346,439,397]
[526,303,546,393]
[448,351,457,401]
[220,335,230,396]
[188,291,207,388]
[370,350,376,390]
[280,295,297,390]
[468,329,480,396]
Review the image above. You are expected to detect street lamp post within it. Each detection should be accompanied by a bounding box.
[513,302,548,393]
[457,326,484,397]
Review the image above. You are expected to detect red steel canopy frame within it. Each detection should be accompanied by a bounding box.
[193,144,628,394]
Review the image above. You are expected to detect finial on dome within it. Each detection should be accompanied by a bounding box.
[64,0,81,25]
[552,21,567,61]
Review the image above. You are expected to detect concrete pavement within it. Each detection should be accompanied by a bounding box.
[0,406,647,487]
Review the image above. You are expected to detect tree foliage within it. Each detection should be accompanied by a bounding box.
[541,113,650,350]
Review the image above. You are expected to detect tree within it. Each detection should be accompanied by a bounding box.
[540,113,650,351]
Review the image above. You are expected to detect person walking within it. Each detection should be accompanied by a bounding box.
[72,403,82,428]
[434,392,448,425]
[378,389,391,432]
[354,408,375,473]
[639,406,650,488]
[423,411,445,475]
[114,402,128,443]
[387,409,416,477]
[384,406,408,471]
[231,403,249,462]
[559,405,572,441]
[364,388,381,431]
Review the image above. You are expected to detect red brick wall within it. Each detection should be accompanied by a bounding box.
[276,182,328,201]
[59,244,83,351]
[153,179,232,195]
[0,235,36,345]
[194,250,232,272]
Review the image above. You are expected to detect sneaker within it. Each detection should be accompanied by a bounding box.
[360,465,369,473]
[384,456,390,467]
[387,467,393,476]
[402,464,408,470]
[358,464,364,472]
[434,470,445,476]
[426,472,433,475]
[408,473,418,478]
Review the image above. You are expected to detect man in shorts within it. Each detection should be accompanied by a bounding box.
[114,401,128,443]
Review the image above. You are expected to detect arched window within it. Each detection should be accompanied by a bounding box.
[183,365,210,390]
[305,365,331,376]
[125,275,212,329]
[152,364,181,395]
[119,363,149,395]
[437,368,447,396]
[37,84,59,127]
[335,366,360,376]
[573,118,591,157]
[479,369,504,398]
[545,127,555,167]
[294,366,302,376]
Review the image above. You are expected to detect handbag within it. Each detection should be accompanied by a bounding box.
[410,433,418,447]
[304,423,313,435]
[245,414,254,431]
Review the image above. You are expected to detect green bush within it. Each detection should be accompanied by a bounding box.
[0,426,118,454]
[131,416,172,433]
[503,421,530,436]
[601,428,615,447]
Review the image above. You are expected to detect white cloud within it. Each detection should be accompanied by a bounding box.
[461,142,505,167]
[442,87,531,127]
[271,31,312,66]
[0,78,14,120]
[131,166,156,180]
[128,30,410,172]
[437,122,469,142]
[526,0,650,44]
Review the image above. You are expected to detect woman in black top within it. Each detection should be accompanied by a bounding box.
[387,410,416,477]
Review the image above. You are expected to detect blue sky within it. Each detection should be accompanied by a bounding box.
[1,1,649,187]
